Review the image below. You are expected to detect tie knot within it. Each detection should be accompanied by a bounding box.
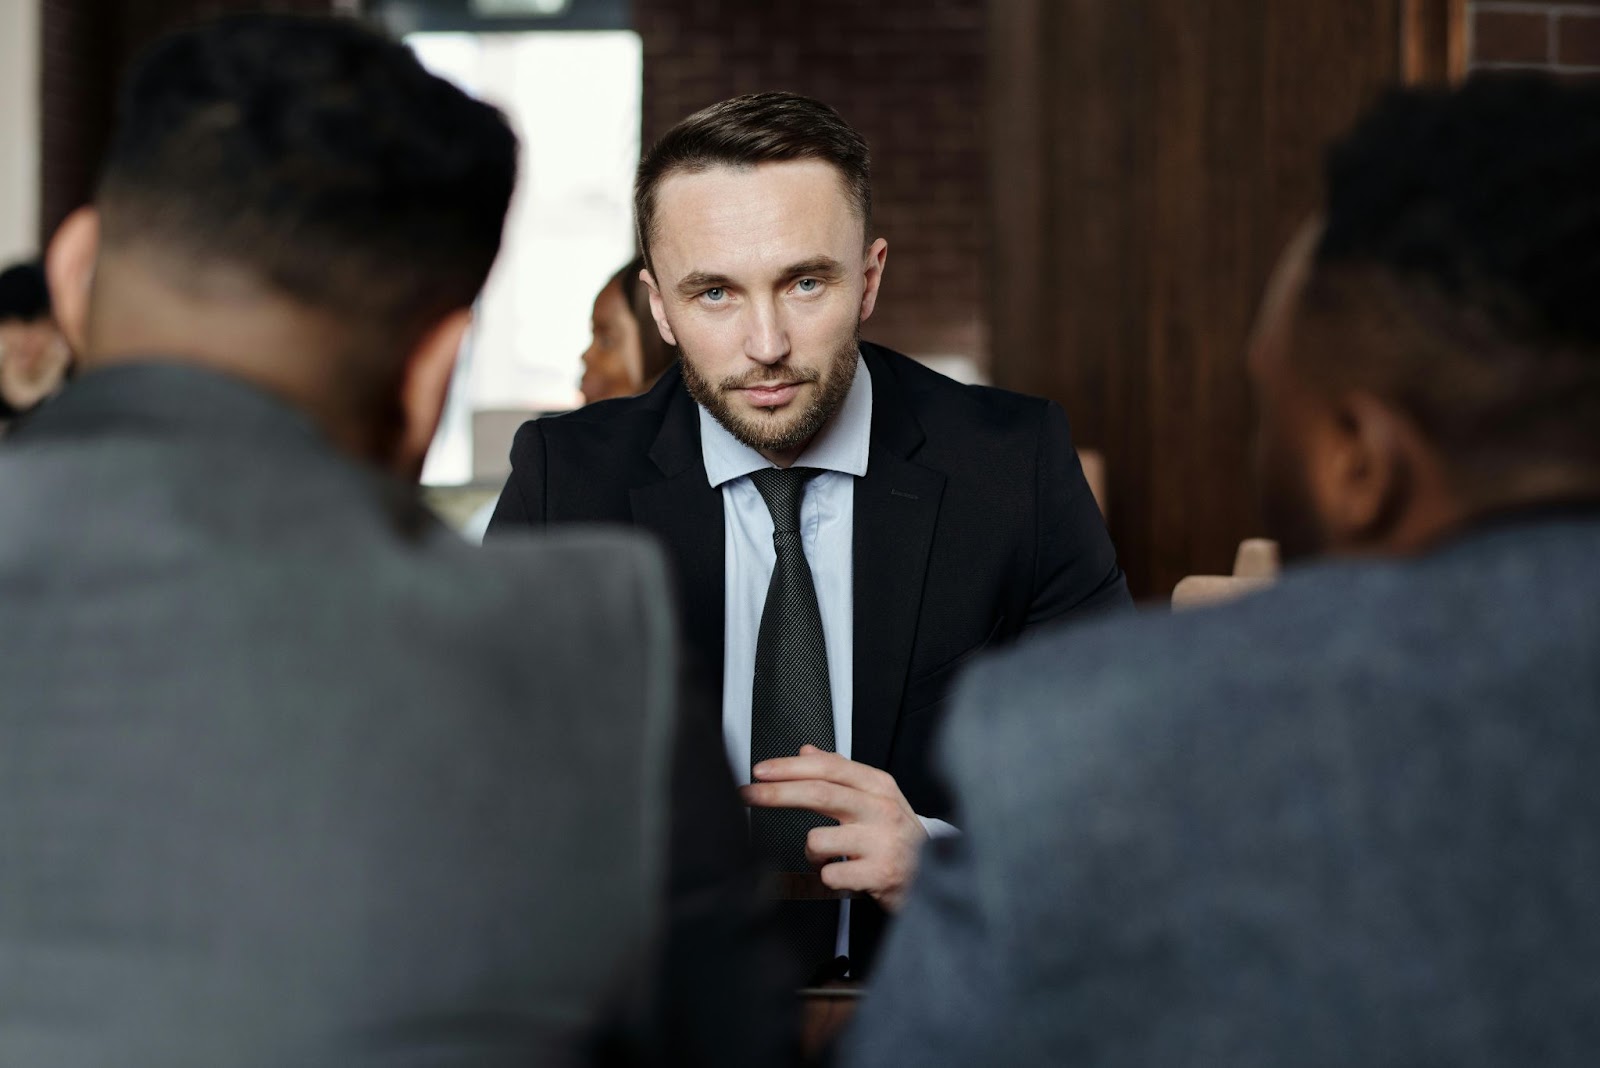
[750,466,820,533]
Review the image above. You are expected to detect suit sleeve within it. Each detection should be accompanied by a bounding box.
[485,420,547,536]
[1026,401,1132,627]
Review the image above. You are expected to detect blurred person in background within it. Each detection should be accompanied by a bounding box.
[461,256,680,542]
[845,75,1600,1068]
[581,254,677,404]
[489,91,1128,993]
[0,15,729,1067]
[0,259,73,420]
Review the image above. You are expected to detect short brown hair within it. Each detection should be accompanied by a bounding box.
[633,91,872,269]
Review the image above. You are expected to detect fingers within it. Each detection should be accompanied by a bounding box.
[818,858,876,893]
[817,857,910,906]
[752,747,901,798]
[818,841,919,913]
[740,778,896,823]
[804,822,873,865]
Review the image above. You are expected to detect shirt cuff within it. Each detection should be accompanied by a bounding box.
[917,815,961,839]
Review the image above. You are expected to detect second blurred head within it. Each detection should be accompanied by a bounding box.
[580,255,676,404]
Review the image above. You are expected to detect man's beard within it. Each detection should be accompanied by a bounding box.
[680,330,861,456]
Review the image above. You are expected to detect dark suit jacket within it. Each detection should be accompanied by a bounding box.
[845,510,1600,1067]
[490,341,1129,970]
[0,365,683,1067]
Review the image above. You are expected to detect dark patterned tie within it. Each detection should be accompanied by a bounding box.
[748,466,841,981]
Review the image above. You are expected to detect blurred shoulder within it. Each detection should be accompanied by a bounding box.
[861,343,1074,478]
[864,341,1053,427]
[944,529,1600,824]
[422,524,672,631]
[942,561,1407,807]
[520,367,684,456]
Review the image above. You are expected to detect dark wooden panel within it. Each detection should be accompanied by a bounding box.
[1404,0,1470,83]
[40,0,116,243]
[989,0,1434,597]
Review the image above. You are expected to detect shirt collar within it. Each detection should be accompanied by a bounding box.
[698,353,872,488]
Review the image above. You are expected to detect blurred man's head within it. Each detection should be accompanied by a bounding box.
[0,261,50,328]
[634,92,888,465]
[1250,76,1600,561]
[45,15,516,477]
[0,260,72,416]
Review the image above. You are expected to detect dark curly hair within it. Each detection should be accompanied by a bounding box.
[1306,74,1600,473]
[610,255,677,384]
[98,14,516,393]
[0,261,50,324]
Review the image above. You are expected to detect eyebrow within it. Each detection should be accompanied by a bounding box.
[673,257,849,299]
[781,257,846,280]
[675,271,734,298]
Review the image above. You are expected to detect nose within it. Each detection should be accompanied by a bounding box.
[742,296,790,366]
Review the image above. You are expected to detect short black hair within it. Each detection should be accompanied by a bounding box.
[1308,74,1600,473]
[0,261,50,324]
[99,14,516,385]
[634,92,871,270]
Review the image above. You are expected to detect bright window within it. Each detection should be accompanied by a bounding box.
[409,30,642,484]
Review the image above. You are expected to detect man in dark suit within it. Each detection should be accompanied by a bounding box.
[844,76,1600,1067]
[490,91,1130,981]
[0,17,720,1066]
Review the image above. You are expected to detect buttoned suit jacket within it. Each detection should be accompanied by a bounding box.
[489,341,1130,970]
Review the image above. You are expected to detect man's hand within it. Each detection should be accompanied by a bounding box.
[739,745,927,912]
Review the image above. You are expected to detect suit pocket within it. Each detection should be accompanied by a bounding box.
[903,616,1005,714]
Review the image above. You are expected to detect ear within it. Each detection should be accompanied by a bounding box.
[1308,390,1414,549]
[641,268,678,347]
[45,206,100,355]
[394,307,472,482]
[859,237,889,322]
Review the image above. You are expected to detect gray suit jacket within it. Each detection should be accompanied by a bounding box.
[0,365,677,1067]
[845,511,1600,1067]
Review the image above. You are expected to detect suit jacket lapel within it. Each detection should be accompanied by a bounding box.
[630,381,727,703]
[852,350,945,775]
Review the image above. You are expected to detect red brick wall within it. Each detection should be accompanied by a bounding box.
[1470,1,1600,72]
[38,0,335,245]
[635,0,989,366]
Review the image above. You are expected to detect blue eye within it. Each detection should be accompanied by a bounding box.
[796,278,821,293]
[704,287,726,302]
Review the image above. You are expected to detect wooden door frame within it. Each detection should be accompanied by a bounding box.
[1401,0,1469,84]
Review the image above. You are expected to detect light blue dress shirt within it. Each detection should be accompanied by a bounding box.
[698,353,953,958]
[699,355,871,788]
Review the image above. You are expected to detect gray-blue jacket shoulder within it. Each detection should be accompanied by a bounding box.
[0,364,677,1066]
[847,512,1600,1067]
